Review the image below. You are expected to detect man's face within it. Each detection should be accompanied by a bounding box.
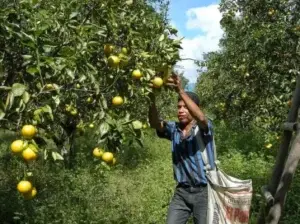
[177,100,193,125]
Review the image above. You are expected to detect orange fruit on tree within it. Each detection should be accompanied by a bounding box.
[121,47,128,54]
[93,148,104,158]
[70,108,78,116]
[132,69,142,79]
[23,187,37,200]
[22,145,38,161]
[17,180,32,194]
[112,96,124,106]
[104,44,114,56]
[10,140,25,154]
[108,55,120,68]
[152,77,163,88]
[118,53,128,67]
[102,152,114,163]
[21,125,37,139]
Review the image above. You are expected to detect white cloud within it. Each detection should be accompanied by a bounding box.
[176,4,223,83]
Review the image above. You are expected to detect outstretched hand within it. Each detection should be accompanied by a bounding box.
[165,73,183,92]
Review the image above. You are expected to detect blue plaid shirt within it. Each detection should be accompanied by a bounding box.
[157,120,215,186]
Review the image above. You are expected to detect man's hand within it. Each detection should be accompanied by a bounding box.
[166,73,183,92]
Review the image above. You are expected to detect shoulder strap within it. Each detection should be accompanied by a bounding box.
[194,125,219,171]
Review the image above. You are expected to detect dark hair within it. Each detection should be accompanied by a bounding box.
[178,91,200,106]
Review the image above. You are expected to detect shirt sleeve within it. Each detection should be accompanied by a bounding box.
[202,119,213,138]
[156,121,176,140]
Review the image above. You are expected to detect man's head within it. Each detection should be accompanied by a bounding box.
[177,92,200,125]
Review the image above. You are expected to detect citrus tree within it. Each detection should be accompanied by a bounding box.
[196,0,300,145]
[0,0,181,198]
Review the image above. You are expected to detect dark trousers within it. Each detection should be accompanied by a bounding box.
[166,184,208,224]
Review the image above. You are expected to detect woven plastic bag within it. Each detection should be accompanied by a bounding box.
[194,125,253,224]
[206,169,253,224]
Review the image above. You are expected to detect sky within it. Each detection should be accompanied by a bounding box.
[168,0,223,83]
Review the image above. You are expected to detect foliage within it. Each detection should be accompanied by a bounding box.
[0,0,181,165]
[196,0,300,137]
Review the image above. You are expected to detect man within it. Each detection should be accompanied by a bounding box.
[148,74,215,224]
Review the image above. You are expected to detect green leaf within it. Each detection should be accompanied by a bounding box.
[12,83,26,96]
[159,34,165,42]
[5,92,14,110]
[59,47,75,57]
[99,122,110,137]
[0,86,11,90]
[132,120,143,129]
[101,95,107,109]
[125,0,133,5]
[0,109,5,120]
[136,138,144,148]
[99,110,105,119]
[69,12,78,19]
[21,31,35,42]
[26,66,39,75]
[52,151,64,161]
[22,55,33,60]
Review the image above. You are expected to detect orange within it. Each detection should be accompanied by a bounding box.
[17,180,32,194]
[104,44,114,56]
[23,187,37,200]
[112,96,123,106]
[152,77,163,88]
[93,148,104,158]
[102,152,114,163]
[121,47,128,54]
[22,146,38,161]
[132,69,142,79]
[108,56,120,68]
[21,125,37,139]
[10,140,24,154]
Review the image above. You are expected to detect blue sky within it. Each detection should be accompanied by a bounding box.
[168,0,222,83]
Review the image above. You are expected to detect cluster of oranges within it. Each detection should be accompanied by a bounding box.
[93,147,116,166]
[104,44,164,107]
[17,180,37,200]
[10,124,38,200]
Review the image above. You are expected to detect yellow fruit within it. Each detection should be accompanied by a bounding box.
[70,108,78,115]
[132,69,142,79]
[93,148,104,158]
[121,47,128,54]
[89,123,95,128]
[45,84,54,90]
[118,53,128,67]
[22,147,38,161]
[87,97,93,103]
[102,152,114,163]
[21,125,37,139]
[143,124,148,129]
[112,96,124,106]
[265,143,273,149]
[132,120,143,129]
[108,55,120,68]
[10,140,24,154]
[152,77,163,88]
[65,104,72,112]
[76,84,81,88]
[23,187,37,200]
[17,180,32,194]
[104,44,114,55]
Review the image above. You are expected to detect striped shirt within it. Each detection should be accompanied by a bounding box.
[157,120,215,186]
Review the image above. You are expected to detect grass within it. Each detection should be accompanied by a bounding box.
[1,125,300,223]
